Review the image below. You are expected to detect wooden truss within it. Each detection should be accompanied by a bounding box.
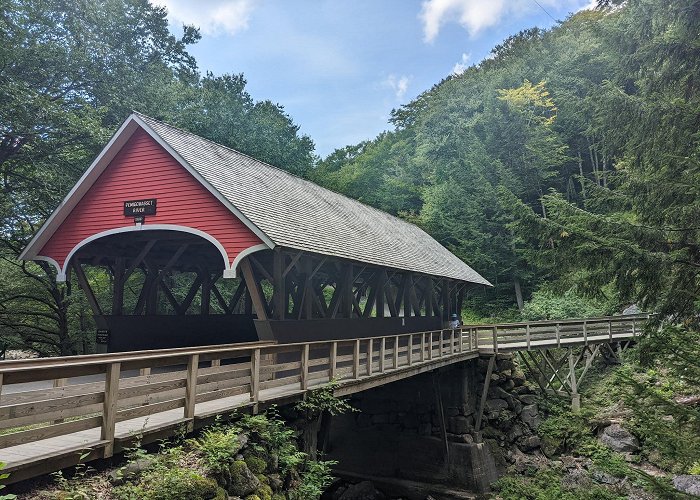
[517,342,631,410]
[69,233,468,321]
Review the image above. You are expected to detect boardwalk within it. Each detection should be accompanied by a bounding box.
[0,314,648,483]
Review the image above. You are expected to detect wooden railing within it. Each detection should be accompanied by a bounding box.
[462,313,650,353]
[0,314,649,482]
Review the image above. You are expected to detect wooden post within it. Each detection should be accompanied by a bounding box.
[353,339,360,379]
[569,349,580,411]
[301,344,309,390]
[366,339,373,376]
[475,355,496,441]
[251,348,260,403]
[330,342,337,380]
[608,320,613,341]
[408,334,414,365]
[420,333,426,362]
[53,378,67,424]
[273,248,286,320]
[583,321,588,345]
[556,323,561,347]
[394,335,400,368]
[492,326,498,354]
[0,373,3,405]
[101,362,120,458]
[526,323,531,350]
[632,318,637,337]
[379,337,386,373]
[184,354,199,426]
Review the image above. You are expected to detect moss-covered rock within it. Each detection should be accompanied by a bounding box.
[245,454,267,475]
[229,460,261,497]
[113,467,218,500]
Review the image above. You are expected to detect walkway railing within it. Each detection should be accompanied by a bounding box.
[0,313,649,483]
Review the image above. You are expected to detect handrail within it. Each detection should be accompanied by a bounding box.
[461,313,651,330]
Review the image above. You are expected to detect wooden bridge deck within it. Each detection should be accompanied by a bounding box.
[0,314,649,484]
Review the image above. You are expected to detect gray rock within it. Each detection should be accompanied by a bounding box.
[338,480,385,500]
[600,423,640,453]
[228,460,261,497]
[517,435,541,451]
[591,469,622,485]
[520,404,541,430]
[673,475,700,496]
[448,415,473,434]
[108,456,156,485]
[268,473,284,492]
[518,394,537,405]
[485,398,509,412]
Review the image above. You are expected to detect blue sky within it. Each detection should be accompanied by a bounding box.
[154,0,595,157]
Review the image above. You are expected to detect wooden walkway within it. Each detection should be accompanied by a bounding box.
[0,314,649,483]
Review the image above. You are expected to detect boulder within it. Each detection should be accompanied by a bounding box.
[520,404,541,430]
[517,435,541,451]
[108,456,156,485]
[673,475,700,496]
[599,424,640,453]
[338,480,385,500]
[485,399,509,412]
[228,460,261,497]
[518,394,537,405]
[448,415,473,435]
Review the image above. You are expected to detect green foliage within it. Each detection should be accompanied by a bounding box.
[493,468,625,500]
[522,287,611,320]
[113,467,218,500]
[0,462,16,500]
[294,380,356,419]
[236,412,305,474]
[288,460,337,500]
[197,424,243,474]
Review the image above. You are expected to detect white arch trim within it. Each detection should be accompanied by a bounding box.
[50,224,271,282]
[230,244,269,278]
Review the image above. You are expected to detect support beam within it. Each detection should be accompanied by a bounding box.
[72,260,103,316]
[475,355,496,440]
[240,258,269,320]
[272,249,286,320]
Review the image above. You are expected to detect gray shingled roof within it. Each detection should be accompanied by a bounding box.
[136,113,490,285]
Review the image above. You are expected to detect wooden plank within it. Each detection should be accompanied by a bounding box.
[184,354,199,421]
[0,416,102,448]
[330,342,338,380]
[116,398,185,422]
[300,344,310,390]
[353,339,360,379]
[101,362,120,457]
[251,348,260,403]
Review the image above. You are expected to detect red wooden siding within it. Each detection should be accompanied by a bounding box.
[39,128,263,270]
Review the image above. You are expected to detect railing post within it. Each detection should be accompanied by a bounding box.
[450,329,456,355]
[394,335,400,367]
[632,318,637,337]
[301,344,310,390]
[184,354,199,427]
[101,362,121,458]
[366,338,373,376]
[421,333,426,362]
[526,324,531,350]
[608,320,613,341]
[408,334,414,365]
[251,348,260,403]
[440,330,445,358]
[473,328,478,350]
[379,337,386,373]
[353,339,360,379]
[428,332,434,360]
[492,326,498,354]
[583,321,588,345]
[556,323,561,347]
[330,341,337,380]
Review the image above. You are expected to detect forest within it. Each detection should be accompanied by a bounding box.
[1,0,699,498]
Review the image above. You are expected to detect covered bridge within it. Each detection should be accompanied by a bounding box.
[20,113,490,352]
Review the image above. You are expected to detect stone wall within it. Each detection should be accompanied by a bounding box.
[326,355,544,495]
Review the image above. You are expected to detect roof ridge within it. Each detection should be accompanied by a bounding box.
[131,111,424,230]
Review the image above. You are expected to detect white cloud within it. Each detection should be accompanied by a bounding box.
[383,74,411,101]
[419,0,584,42]
[452,52,471,74]
[152,0,256,36]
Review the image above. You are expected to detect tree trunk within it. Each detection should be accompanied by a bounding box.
[514,278,524,311]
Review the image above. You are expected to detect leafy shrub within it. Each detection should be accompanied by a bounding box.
[522,287,610,321]
[288,460,336,500]
[494,468,625,500]
[197,425,243,474]
[114,467,218,500]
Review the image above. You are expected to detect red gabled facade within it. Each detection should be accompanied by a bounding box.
[38,128,263,271]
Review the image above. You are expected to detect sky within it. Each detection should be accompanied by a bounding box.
[152,0,596,157]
